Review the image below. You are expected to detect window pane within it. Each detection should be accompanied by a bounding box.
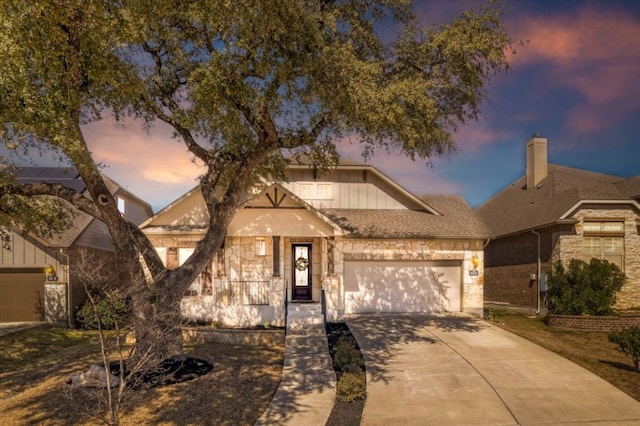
[299,183,314,199]
[603,222,624,232]
[583,237,601,255]
[316,183,333,199]
[117,196,126,215]
[604,255,623,269]
[583,222,601,232]
[604,237,623,254]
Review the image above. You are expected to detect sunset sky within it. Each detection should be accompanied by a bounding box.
[10,0,640,212]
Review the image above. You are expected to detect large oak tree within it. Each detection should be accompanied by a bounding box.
[0,0,513,361]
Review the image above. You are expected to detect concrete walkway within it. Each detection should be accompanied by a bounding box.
[256,304,336,425]
[347,313,640,425]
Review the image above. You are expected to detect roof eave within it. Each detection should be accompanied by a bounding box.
[559,199,640,220]
[492,219,579,240]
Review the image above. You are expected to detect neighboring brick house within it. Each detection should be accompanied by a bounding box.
[0,167,153,325]
[476,136,640,310]
[141,159,491,327]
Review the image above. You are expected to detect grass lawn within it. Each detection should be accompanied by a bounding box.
[486,308,640,402]
[0,325,284,425]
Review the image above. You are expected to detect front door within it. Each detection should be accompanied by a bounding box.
[292,244,312,301]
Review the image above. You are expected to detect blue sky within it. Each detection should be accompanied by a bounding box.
[371,0,640,208]
[9,0,640,211]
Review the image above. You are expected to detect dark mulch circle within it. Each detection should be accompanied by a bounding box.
[109,357,213,389]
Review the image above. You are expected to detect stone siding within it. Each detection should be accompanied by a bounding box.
[182,327,285,347]
[555,208,640,309]
[547,314,640,331]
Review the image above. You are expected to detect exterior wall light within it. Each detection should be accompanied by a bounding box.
[46,264,58,281]
[471,253,479,270]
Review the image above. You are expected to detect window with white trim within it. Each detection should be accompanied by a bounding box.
[297,182,333,200]
[179,248,202,296]
[117,196,126,216]
[582,220,624,269]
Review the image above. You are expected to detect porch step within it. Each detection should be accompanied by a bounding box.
[288,304,322,316]
[286,302,325,332]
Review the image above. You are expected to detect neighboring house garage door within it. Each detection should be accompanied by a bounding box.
[0,269,45,322]
[344,260,462,314]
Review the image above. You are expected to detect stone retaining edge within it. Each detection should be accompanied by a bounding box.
[547,314,640,331]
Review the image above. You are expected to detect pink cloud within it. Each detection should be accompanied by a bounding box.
[452,122,513,155]
[82,115,204,210]
[508,6,640,135]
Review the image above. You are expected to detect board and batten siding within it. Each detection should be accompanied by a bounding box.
[0,230,64,269]
[73,220,115,251]
[283,167,424,210]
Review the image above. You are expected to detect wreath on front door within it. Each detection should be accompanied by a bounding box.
[295,256,309,271]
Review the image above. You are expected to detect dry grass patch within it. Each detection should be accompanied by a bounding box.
[487,308,640,402]
[0,325,284,425]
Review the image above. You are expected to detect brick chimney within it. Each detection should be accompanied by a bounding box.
[526,134,548,189]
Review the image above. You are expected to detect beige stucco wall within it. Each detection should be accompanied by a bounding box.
[552,207,640,309]
[228,209,336,237]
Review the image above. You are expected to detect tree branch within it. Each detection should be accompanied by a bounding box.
[9,181,102,219]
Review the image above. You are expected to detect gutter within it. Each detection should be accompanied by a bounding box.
[59,249,72,328]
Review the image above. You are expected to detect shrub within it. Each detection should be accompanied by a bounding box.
[336,372,366,402]
[334,337,364,373]
[547,258,625,315]
[76,291,130,330]
[609,326,640,372]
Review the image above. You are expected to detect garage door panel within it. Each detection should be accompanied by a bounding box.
[344,261,461,314]
[0,270,45,322]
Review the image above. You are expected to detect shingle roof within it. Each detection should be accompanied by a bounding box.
[322,195,490,239]
[476,164,640,237]
[13,167,87,192]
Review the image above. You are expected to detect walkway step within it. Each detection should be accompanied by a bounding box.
[256,303,336,426]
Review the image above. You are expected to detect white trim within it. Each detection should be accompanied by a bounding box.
[559,199,640,220]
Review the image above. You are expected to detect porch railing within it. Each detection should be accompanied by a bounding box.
[228,280,269,305]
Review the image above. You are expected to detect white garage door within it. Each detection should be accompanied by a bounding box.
[344,260,461,314]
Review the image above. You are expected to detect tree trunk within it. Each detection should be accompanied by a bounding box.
[129,275,186,366]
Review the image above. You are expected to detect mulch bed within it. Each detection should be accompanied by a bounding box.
[109,357,214,389]
[325,322,365,426]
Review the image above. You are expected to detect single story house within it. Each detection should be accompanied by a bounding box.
[0,167,153,324]
[141,159,491,327]
[476,136,640,310]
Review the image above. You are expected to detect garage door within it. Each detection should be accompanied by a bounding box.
[0,269,45,322]
[344,260,461,314]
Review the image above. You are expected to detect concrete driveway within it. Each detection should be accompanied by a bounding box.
[346,313,640,425]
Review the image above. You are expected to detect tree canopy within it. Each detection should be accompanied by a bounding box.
[0,0,514,359]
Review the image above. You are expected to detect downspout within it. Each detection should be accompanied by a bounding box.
[59,249,72,327]
[531,230,541,315]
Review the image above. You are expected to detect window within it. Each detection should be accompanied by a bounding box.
[255,238,266,256]
[179,248,202,295]
[299,183,314,199]
[297,182,333,199]
[582,220,624,268]
[117,196,126,216]
[316,183,333,199]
